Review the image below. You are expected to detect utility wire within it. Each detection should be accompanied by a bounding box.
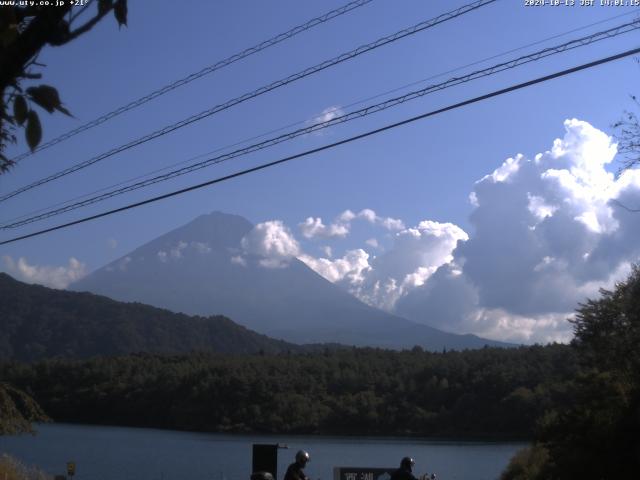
[2,19,638,230]
[0,0,497,204]
[611,199,640,212]
[9,0,376,163]
[5,6,633,228]
[1,45,638,246]
[333,8,640,118]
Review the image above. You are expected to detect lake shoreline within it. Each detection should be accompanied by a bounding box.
[35,420,533,444]
[3,423,527,480]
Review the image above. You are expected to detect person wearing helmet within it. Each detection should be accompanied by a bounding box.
[390,457,418,480]
[284,450,310,480]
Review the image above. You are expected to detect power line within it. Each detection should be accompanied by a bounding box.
[334,8,640,116]
[0,0,497,204]
[9,0,376,163]
[3,19,638,230]
[5,6,633,228]
[611,199,640,213]
[4,19,637,228]
[1,45,638,246]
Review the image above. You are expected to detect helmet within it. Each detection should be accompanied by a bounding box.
[250,473,274,480]
[295,450,310,466]
[400,457,415,470]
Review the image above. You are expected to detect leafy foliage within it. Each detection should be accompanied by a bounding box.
[500,445,551,480]
[25,85,72,116]
[570,265,640,375]
[502,266,640,479]
[0,454,51,480]
[0,1,127,170]
[0,382,49,435]
[613,94,640,172]
[0,344,577,438]
[25,109,41,151]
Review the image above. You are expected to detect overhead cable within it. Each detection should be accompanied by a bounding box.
[2,19,638,230]
[0,0,497,203]
[1,45,638,246]
[9,0,376,163]
[6,5,632,229]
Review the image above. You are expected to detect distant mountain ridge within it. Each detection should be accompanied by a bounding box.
[0,273,300,361]
[71,211,513,350]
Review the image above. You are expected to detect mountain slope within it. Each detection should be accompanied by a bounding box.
[72,211,512,350]
[0,273,299,361]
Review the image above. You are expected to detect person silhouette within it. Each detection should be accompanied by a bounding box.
[284,450,310,480]
[390,457,419,480]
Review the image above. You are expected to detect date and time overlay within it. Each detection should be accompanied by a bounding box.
[525,0,640,6]
[1,0,639,8]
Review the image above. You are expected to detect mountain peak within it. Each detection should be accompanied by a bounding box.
[169,211,253,246]
[72,212,512,351]
[115,212,253,261]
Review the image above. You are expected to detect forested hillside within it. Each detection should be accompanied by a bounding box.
[1,344,576,438]
[501,266,640,479]
[0,273,300,360]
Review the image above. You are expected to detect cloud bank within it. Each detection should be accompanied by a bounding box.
[243,211,467,312]
[241,120,640,343]
[298,209,404,240]
[396,119,640,343]
[2,255,87,289]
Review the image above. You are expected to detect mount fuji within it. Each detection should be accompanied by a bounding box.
[71,212,511,350]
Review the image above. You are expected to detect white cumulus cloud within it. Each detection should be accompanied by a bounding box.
[395,119,640,343]
[241,220,300,268]
[299,208,405,241]
[299,249,371,284]
[305,106,346,136]
[308,105,344,127]
[298,216,350,239]
[315,106,344,123]
[352,220,468,311]
[157,241,212,263]
[230,255,247,267]
[357,209,405,230]
[339,209,356,222]
[231,124,640,344]
[2,255,87,289]
[366,238,380,249]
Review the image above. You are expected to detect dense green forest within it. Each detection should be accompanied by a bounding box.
[1,344,576,438]
[501,266,640,479]
[0,273,301,360]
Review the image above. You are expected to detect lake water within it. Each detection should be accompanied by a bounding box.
[0,424,526,480]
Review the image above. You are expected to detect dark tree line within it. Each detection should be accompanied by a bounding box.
[0,343,577,439]
[0,272,302,361]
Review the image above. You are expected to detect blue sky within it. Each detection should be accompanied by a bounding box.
[2,0,640,342]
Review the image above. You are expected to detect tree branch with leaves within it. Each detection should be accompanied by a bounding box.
[0,382,49,435]
[0,0,128,173]
[613,94,640,174]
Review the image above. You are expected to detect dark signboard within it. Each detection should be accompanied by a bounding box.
[252,444,279,478]
[333,467,395,480]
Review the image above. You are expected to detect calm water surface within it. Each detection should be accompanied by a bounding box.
[0,424,526,480]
